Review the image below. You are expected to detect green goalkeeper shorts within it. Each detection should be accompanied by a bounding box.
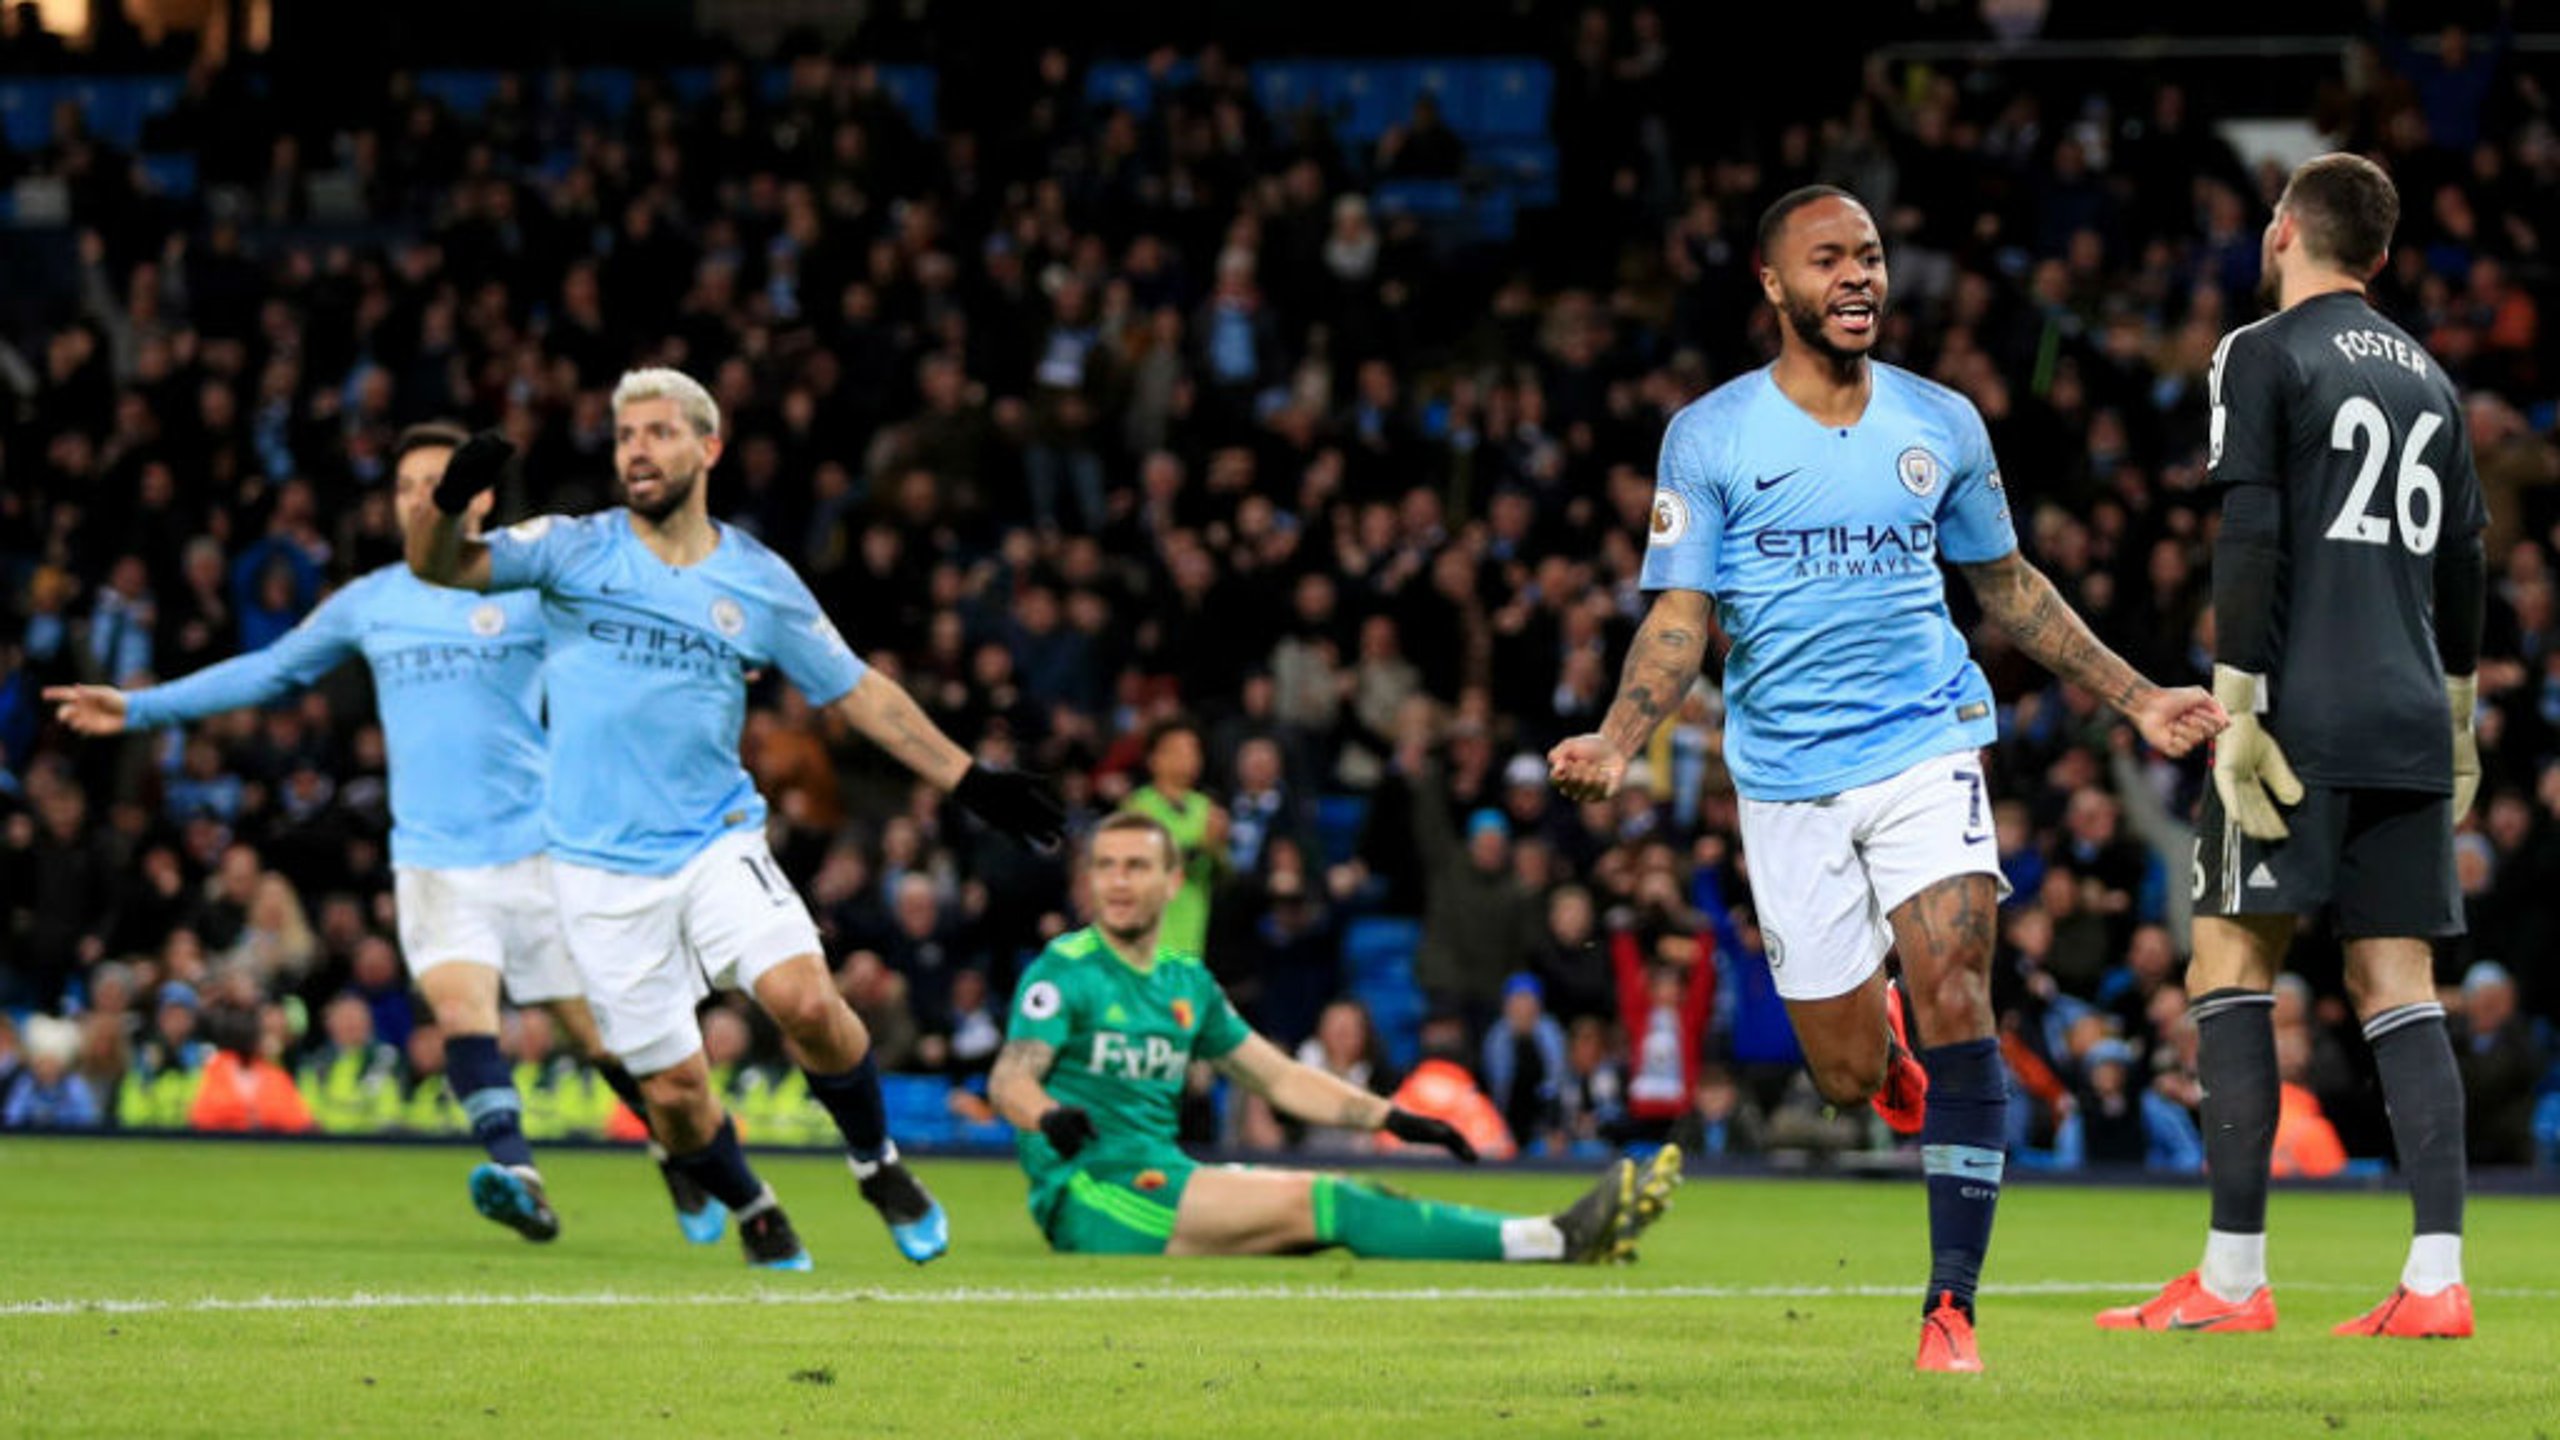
[1035,1146,1199,1255]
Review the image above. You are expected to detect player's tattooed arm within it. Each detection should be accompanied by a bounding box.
[833,668,974,791]
[1213,1033,1392,1131]
[988,1038,1060,1129]
[1599,588,1715,758]
[1957,550,2152,712]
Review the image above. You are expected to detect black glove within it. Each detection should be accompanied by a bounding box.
[954,763,1066,849]
[1038,1105,1098,1160]
[434,430,516,516]
[1383,1106,1479,1163]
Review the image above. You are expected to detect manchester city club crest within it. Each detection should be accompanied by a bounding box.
[1896,446,1942,498]
[709,597,747,637]
[1650,488,1689,544]
[468,603,505,637]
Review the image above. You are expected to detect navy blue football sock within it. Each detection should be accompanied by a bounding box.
[664,1115,768,1213]
[804,1053,892,1166]
[447,1033,535,1171]
[593,1059,658,1141]
[1918,1038,2010,1320]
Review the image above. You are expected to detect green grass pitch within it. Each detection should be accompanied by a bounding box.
[3,1138,2555,1437]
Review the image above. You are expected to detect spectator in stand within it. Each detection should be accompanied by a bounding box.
[1380,1014,1516,1162]
[1127,717,1227,959]
[2452,961,2547,1167]
[2,1016,102,1130]
[188,1001,313,1135]
[1481,973,1568,1155]
[1407,748,1541,1037]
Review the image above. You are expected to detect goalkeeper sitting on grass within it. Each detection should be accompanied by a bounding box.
[991,810,1681,1260]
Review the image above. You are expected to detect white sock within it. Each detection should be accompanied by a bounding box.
[848,1140,901,1180]
[2199,1229,2267,1302]
[1500,1217,1566,1262]
[2401,1233,2463,1295]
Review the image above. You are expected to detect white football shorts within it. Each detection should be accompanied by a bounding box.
[394,853,584,1005]
[546,828,824,1075]
[1736,749,2010,1002]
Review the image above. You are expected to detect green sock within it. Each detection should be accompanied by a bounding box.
[1312,1177,1553,1262]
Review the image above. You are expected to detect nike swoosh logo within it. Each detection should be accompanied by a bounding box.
[2164,1311,2227,1331]
[601,583,636,596]
[1961,830,1991,846]
[1754,468,1803,492]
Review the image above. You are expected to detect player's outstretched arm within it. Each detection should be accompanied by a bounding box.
[45,593,357,737]
[1212,1033,1477,1161]
[991,1037,1098,1157]
[403,431,511,590]
[1957,549,2226,758]
[833,670,1066,847]
[1549,588,1712,801]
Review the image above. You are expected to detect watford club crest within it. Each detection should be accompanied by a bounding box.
[1170,999,1195,1031]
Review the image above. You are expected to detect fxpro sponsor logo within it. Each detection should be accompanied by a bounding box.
[1085,1030,1187,1083]
[1747,521,1938,579]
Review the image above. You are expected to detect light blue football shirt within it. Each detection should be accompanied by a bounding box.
[125,565,548,870]
[1641,363,2018,802]
[483,509,867,876]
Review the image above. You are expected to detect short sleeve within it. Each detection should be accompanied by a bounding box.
[1192,976,1251,1061]
[1006,959,1075,1050]
[1640,409,1727,593]
[483,513,586,593]
[2207,325,2290,492]
[1936,400,2019,564]
[758,560,868,707]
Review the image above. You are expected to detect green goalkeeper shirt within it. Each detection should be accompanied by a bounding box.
[1007,926,1251,1213]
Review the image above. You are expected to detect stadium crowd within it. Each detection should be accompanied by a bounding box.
[2,3,2557,1171]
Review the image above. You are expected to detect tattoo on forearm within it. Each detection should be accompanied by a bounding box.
[992,1039,1056,1098]
[1337,1093,1383,1129]
[1962,555,2151,712]
[1600,596,1710,756]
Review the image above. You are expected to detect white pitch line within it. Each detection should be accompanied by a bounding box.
[6,1280,2557,1320]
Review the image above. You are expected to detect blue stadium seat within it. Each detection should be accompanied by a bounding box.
[0,80,57,150]
[881,1072,955,1146]
[1333,60,1413,143]
[64,80,142,146]
[582,67,636,120]
[1085,61,1153,116]
[1250,61,1336,125]
[665,66,717,105]
[1409,60,1479,135]
[416,69,505,117]
[1372,178,1468,219]
[876,65,938,134]
[1474,58,1552,139]
[1477,140,1559,206]
[1342,916,1422,982]
[1314,793,1368,866]
[1472,189,1517,243]
[137,152,197,198]
[1354,976,1426,1074]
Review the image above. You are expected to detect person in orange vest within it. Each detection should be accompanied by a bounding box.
[1380,1013,1520,1162]
[2269,1028,2347,1179]
[188,1003,314,1136]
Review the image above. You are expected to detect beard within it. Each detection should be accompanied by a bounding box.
[1100,915,1156,946]
[621,463,697,521]
[1781,285,1876,365]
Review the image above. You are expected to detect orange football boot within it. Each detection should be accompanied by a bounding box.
[1916,1291,1982,1372]
[2095,1270,2278,1332]
[2332,1284,2472,1339]
[1873,979,1928,1136]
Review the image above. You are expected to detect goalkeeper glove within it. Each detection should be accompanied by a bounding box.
[954,764,1067,849]
[1382,1107,1479,1163]
[2448,673,2480,822]
[2210,665,2304,842]
[434,430,515,516]
[1038,1105,1097,1160]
